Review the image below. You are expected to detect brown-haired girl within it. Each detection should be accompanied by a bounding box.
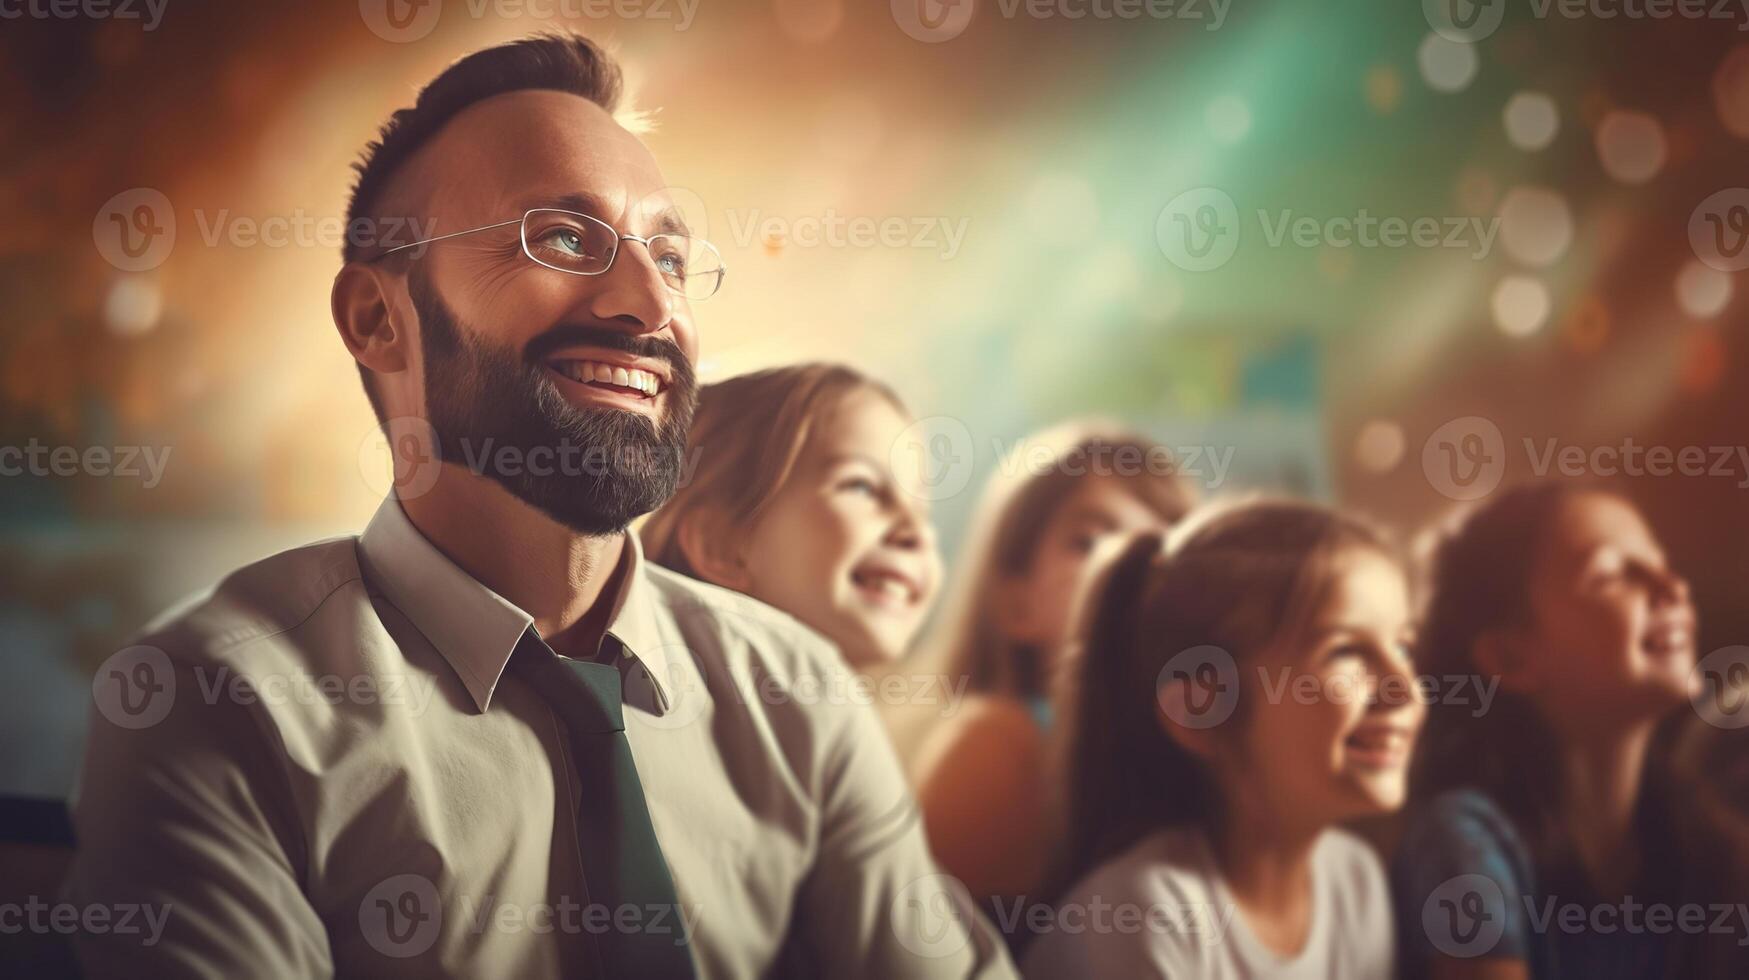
[1394,484,1700,980]
[1025,501,1421,978]
[640,362,940,668]
[907,422,1194,902]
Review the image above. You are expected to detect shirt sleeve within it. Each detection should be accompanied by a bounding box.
[785,656,1018,980]
[65,652,333,978]
[1392,790,1535,969]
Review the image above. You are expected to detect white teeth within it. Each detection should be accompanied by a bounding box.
[1347,730,1404,752]
[854,570,914,605]
[1645,625,1690,654]
[553,360,663,396]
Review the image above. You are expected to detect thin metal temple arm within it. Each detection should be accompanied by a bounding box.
[378,218,525,255]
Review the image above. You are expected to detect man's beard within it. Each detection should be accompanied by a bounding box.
[410,267,698,535]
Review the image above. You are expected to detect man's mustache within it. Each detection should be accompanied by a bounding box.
[524,324,691,384]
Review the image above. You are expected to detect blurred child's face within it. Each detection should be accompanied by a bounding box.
[1229,547,1425,824]
[737,388,941,666]
[1001,477,1167,655]
[1511,492,1696,733]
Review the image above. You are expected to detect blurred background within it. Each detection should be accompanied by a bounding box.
[2,0,1746,800]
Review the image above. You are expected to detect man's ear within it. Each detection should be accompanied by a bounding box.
[1474,627,1539,695]
[676,507,753,592]
[331,262,410,378]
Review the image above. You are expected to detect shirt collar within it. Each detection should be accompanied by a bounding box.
[357,497,672,715]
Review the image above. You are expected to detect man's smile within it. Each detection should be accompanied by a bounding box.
[541,351,670,417]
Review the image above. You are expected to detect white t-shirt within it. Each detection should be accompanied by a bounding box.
[1022,827,1394,980]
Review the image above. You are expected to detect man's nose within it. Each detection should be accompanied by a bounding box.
[586,238,677,335]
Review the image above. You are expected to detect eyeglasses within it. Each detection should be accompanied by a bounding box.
[372,208,726,301]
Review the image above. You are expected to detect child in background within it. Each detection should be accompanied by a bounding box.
[1026,501,1422,979]
[1396,484,1698,980]
[640,363,940,670]
[907,422,1194,902]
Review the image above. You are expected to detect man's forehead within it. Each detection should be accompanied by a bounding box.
[417,89,673,219]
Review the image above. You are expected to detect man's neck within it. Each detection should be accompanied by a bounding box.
[398,467,626,659]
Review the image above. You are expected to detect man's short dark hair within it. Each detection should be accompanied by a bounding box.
[342,33,625,423]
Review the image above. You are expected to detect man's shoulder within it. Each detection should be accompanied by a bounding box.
[134,535,367,669]
[639,563,844,675]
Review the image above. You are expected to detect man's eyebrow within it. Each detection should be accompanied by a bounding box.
[518,192,613,217]
[513,194,692,237]
[648,206,691,237]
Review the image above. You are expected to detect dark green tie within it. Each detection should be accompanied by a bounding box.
[513,629,697,979]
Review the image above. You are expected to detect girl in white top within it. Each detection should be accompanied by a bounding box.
[1025,501,1425,979]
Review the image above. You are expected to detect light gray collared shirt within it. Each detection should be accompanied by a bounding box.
[67,496,1013,979]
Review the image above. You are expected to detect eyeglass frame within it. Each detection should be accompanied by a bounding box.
[365,207,726,300]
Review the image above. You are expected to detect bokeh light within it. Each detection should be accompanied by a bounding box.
[1366,65,1403,114]
[1354,419,1406,473]
[1503,92,1559,151]
[1497,187,1575,268]
[1492,275,1551,337]
[1675,260,1734,318]
[102,275,162,338]
[1595,111,1667,185]
[1418,34,1479,93]
[1713,44,1749,138]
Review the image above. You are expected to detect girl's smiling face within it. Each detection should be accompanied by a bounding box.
[1500,492,1697,733]
[736,387,941,667]
[1221,547,1426,824]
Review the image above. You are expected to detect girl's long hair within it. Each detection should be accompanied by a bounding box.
[1411,482,1680,899]
[920,420,1195,702]
[1049,500,1393,896]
